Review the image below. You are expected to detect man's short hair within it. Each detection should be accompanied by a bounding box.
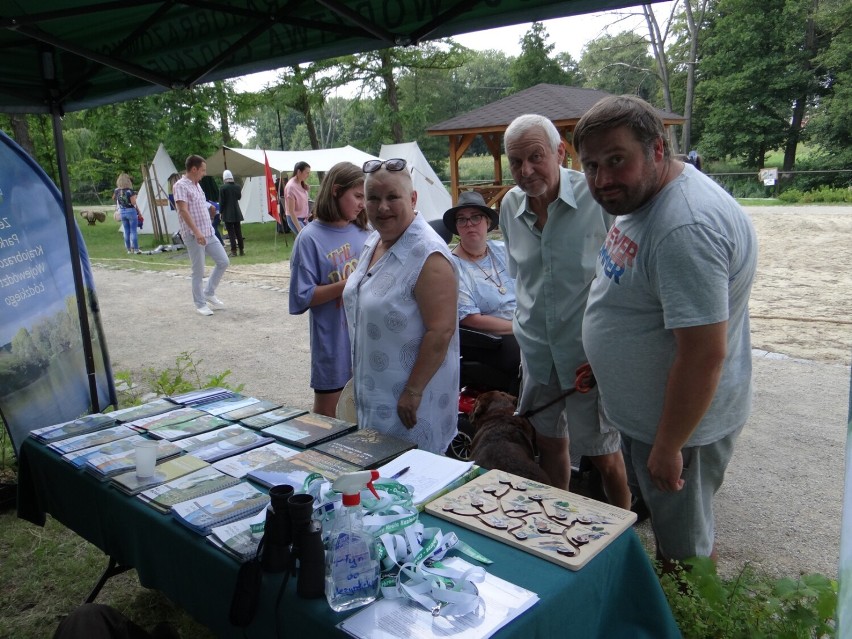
[504,114,561,152]
[573,95,671,160]
[185,154,206,172]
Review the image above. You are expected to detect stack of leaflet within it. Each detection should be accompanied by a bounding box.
[171,482,269,535]
[207,510,267,562]
[106,398,178,423]
[260,412,357,448]
[138,466,242,513]
[62,434,149,469]
[169,387,238,407]
[212,442,299,478]
[240,406,307,430]
[29,414,116,444]
[47,425,136,455]
[84,438,182,479]
[146,414,230,441]
[111,454,210,495]
[218,400,282,421]
[176,425,273,463]
[126,408,207,433]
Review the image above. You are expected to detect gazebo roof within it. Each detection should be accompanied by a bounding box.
[427,83,684,135]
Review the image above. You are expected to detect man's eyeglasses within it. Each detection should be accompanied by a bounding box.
[456,214,486,227]
[363,158,408,173]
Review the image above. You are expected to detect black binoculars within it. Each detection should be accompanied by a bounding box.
[260,484,325,599]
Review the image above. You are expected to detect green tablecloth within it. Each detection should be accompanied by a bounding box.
[17,437,681,638]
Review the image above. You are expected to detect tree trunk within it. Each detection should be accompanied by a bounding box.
[379,50,404,143]
[783,0,818,173]
[643,4,679,154]
[681,0,709,153]
[292,65,320,150]
[10,114,36,157]
[215,81,232,146]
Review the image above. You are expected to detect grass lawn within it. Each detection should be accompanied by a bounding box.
[77,206,295,266]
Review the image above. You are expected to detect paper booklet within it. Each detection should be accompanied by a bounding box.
[219,399,283,421]
[246,448,361,489]
[212,442,299,478]
[146,414,230,441]
[313,428,416,469]
[111,454,209,495]
[30,413,116,444]
[171,481,270,535]
[240,406,308,430]
[375,449,475,508]
[179,427,274,464]
[195,395,256,416]
[169,387,238,407]
[105,398,178,423]
[207,510,266,563]
[259,412,356,448]
[337,556,539,639]
[63,434,148,469]
[138,466,242,513]
[126,407,207,433]
[83,439,182,479]
[47,424,136,454]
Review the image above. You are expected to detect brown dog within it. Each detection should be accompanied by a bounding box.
[469,391,552,485]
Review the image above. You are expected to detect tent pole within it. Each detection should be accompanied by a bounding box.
[50,103,101,413]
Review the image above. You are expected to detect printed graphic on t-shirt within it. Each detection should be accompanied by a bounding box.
[599,226,638,284]
[326,242,360,284]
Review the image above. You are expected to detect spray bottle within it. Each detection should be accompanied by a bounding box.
[325,470,381,612]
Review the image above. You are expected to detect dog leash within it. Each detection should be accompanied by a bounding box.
[519,363,596,419]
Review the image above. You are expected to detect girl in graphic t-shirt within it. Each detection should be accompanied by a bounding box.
[288,162,370,417]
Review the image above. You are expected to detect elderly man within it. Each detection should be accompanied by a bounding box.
[173,155,230,316]
[576,95,757,566]
[499,114,631,505]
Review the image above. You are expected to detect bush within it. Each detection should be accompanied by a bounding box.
[661,557,837,638]
[778,185,852,204]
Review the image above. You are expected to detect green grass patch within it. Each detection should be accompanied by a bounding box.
[76,207,294,266]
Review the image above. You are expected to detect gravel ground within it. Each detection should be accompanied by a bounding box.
[91,205,851,579]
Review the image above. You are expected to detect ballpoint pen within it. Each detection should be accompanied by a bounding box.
[391,466,410,479]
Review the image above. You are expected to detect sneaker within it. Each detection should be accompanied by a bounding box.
[205,295,225,310]
[196,306,214,316]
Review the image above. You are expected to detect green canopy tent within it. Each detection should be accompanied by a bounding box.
[0,0,660,413]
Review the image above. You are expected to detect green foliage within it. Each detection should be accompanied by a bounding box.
[580,31,658,100]
[778,186,852,204]
[508,22,580,92]
[661,557,837,638]
[139,351,244,399]
[694,0,820,166]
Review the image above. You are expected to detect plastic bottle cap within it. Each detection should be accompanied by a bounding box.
[342,492,361,506]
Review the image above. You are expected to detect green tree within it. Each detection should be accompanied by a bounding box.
[695,0,823,168]
[508,22,575,92]
[580,31,658,100]
[806,0,852,178]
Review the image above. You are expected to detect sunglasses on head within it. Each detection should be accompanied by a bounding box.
[363,158,408,174]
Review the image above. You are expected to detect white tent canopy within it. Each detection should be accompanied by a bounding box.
[379,142,450,222]
[204,145,380,177]
[136,143,179,236]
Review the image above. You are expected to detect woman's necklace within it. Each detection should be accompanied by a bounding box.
[468,246,506,295]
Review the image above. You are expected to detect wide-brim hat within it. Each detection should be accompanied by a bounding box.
[442,191,499,235]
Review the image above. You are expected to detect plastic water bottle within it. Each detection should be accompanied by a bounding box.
[325,470,381,612]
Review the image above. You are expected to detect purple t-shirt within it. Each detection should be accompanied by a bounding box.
[289,221,370,390]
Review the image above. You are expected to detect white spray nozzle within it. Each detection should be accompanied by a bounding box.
[332,470,380,505]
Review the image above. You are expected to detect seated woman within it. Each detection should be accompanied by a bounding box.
[442,192,520,392]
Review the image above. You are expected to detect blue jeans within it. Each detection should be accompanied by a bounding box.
[120,209,138,250]
[184,232,230,309]
[286,216,308,235]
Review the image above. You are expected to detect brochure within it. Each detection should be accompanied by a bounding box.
[138,466,242,513]
[212,442,299,478]
[171,482,269,535]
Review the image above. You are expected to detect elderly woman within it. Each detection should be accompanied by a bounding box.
[342,158,459,454]
[443,191,516,335]
[443,191,520,393]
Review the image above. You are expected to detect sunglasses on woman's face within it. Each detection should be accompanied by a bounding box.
[456,214,486,227]
[362,158,408,173]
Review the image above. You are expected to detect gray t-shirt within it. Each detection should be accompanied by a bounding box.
[583,164,758,446]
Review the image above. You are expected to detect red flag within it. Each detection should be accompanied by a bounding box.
[264,151,281,223]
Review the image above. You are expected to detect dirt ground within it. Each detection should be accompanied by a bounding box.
[91,205,851,579]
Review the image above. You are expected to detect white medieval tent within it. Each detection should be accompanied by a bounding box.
[135,143,179,238]
[204,145,381,223]
[379,142,451,222]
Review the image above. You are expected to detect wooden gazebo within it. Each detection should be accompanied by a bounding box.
[427,83,685,207]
